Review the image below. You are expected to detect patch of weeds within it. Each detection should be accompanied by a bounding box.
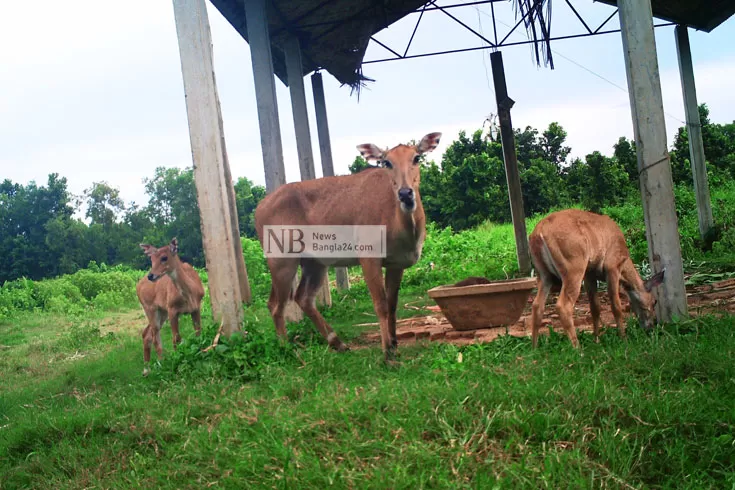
[161,321,300,381]
[59,321,115,351]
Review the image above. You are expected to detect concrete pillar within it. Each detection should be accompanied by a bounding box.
[244,0,302,322]
[311,71,350,291]
[214,70,252,305]
[283,35,332,308]
[675,24,715,243]
[489,51,531,276]
[171,0,246,335]
[618,0,688,322]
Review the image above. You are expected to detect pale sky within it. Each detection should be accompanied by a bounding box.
[1,1,734,216]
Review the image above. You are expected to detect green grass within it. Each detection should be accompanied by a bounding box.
[2,294,735,488]
[3,194,735,488]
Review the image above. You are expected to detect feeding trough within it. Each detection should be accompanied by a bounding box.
[427,277,537,331]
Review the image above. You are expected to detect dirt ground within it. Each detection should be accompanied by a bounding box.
[355,277,735,348]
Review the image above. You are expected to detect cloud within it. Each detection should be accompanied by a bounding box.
[1,1,733,217]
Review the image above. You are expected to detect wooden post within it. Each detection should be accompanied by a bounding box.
[244,0,302,321]
[675,24,715,243]
[172,0,244,334]
[283,35,332,307]
[311,71,350,291]
[618,0,688,322]
[213,70,252,304]
[490,51,531,276]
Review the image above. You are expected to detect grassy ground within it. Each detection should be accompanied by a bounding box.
[1,292,735,489]
[3,200,735,489]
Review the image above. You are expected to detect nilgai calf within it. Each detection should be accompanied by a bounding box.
[137,238,205,376]
[255,132,442,364]
[529,209,666,348]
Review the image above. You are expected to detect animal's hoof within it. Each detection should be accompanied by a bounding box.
[331,340,350,352]
[142,367,150,377]
[384,358,401,368]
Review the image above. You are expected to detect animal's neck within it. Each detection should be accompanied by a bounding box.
[169,259,196,299]
[620,259,645,293]
[396,199,425,243]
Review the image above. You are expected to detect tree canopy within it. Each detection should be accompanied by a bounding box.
[2,103,733,283]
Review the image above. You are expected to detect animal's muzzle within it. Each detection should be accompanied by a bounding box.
[398,187,415,207]
[147,273,159,282]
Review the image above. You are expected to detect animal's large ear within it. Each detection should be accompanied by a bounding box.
[356,143,384,161]
[644,267,665,292]
[417,132,442,154]
[140,244,156,256]
[169,237,178,254]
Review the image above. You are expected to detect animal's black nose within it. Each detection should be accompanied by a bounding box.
[398,188,414,201]
[148,273,155,281]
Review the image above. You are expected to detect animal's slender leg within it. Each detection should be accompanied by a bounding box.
[531,277,553,348]
[267,258,299,340]
[360,258,395,364]
[585,273,602,343]
[606,268,626,339]
[153,309,166,359]
[385,268,404,352]
[141,307,157,376]
[191,309,202,336]
[169,309,181,348]
[556,270,584,348]
[294,259,348,352]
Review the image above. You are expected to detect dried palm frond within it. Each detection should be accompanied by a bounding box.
[513,0,555,69]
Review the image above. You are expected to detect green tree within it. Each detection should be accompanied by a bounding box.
[234,176,265,238]
[84,181,125,228]
[613,136,638,183]
[143,167,203,266]
[0,174,76,281]
[420,129,510,230]
[571,151,631,212]
[540,122,571,167]
[348,155,372,174]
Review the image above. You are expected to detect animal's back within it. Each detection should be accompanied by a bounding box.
[530,209,630,279]
[255,169,397,241]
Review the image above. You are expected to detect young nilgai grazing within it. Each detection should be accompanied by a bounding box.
[137,238,205,376]
[529,209,666,348]
[255,132,442,364]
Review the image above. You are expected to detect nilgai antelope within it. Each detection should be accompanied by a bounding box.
[529,209,666,348]
[255,132,442,363]
[137,238,205,376]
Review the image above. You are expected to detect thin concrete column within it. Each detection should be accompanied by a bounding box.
[489,51,531,276]
[171,0,245,335]
[283,35,332,308]
[214,70,252,304]
[244,0,302,321]
[675,24,715,243]
[312,71,350,291]
[618,0,688,322]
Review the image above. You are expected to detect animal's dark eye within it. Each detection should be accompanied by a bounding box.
[413,155,420,164]
[161,257,168,262]
[382,160,393,168]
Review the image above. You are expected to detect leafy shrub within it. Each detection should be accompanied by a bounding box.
[68,269,138,302]
[241,236,271,302]
[162,321,298,381]
[59,322,115,351]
